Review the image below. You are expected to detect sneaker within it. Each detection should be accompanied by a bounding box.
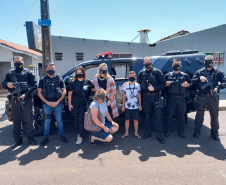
[40,137,49,146]
[60,135,68,143]
[28,137,37,145]
[76,135,83,145]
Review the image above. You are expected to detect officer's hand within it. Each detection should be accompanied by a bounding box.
[69,104,73,111]
[7,82,16,89]
[211,88,218,94]
[181,81,189,88]
[166,81,172,87]
[200,76,208,83]
[51,102,58,107]
[139,105,142,111]
[122,106,125,112]
[148,83,154,91]
[19,94,25,100]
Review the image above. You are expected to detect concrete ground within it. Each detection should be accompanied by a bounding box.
[0,93,226,185]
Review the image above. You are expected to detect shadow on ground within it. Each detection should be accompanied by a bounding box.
[0,116,226,166]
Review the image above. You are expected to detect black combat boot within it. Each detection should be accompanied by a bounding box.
[11,139,23,149]
[28,137,37,145]
[156,133,165,144]
[178,130,186,138]
[211,133,220,141]
[193,131,200,138]
[141,131,152,139]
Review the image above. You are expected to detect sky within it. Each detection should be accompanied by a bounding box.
[0,0,225,46]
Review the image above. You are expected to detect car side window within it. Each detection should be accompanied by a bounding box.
[111,63,132,80]
[83,65,99,80]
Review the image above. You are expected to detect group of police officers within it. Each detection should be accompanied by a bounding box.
[3,55,226,149]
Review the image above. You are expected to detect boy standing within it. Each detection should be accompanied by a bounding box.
[121,71,142,139]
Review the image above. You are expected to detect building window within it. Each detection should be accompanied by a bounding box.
[55,52,63,61]
[76,53,84,61]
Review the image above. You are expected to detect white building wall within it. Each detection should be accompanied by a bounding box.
[51,36,153,75]
[151,24,226,73]
[0,46,13,66]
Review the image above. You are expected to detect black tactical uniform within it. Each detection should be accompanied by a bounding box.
[39,74,64,103]
[191,67,226,140]
[164,71,191,138]
[137,67,166,143]
[3,67,37,146]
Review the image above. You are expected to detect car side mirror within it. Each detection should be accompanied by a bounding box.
[64,76,71,87]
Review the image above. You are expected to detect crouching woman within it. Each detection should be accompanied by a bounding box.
[90,88,119,144]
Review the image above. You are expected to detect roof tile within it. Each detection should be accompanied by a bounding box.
[0,39,42,57]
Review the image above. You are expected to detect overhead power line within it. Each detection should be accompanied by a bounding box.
[0,0,38,31]
[9,1,38,41]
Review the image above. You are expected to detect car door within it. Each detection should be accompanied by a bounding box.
[110,61,133,113]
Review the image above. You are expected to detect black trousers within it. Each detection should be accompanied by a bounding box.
[166,97,186,132]
[194,95,219,134]
[73,103,87,137]
[11,98,35,141]
[142,95,164,133]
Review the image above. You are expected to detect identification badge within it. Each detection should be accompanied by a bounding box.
[83,85,88,90]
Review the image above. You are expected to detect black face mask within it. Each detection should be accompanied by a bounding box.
[173,64,181,71]
[129,77,135,82]
[47,69,55,76]
[145,63,152,69]
[205,60,213,68]
[97,94,105,100]
[100,70,107,74]
[14,63,23,69]
[76,74,84,78]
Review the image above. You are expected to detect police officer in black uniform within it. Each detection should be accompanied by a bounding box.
[3,56,37,149]
[164,59,191,138]
[191,55,226,141]
[137,56,166,144]
[38,63,68,146]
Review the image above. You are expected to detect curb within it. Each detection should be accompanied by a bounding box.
[219,107,226,111]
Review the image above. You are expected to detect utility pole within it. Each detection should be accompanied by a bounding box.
[40,0,52,72]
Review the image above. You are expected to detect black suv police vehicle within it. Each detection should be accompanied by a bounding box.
[5,50,206,136]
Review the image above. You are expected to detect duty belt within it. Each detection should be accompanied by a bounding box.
[168,95,185,98]
[143,92,159,96]
[198,93,215,97]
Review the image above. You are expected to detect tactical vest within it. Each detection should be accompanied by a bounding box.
[9,69,29,94]
[140,68,158,92]
[167,72,187,95]
[42,75,63,100]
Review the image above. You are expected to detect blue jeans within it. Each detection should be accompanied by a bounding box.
[43,103,64,138]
